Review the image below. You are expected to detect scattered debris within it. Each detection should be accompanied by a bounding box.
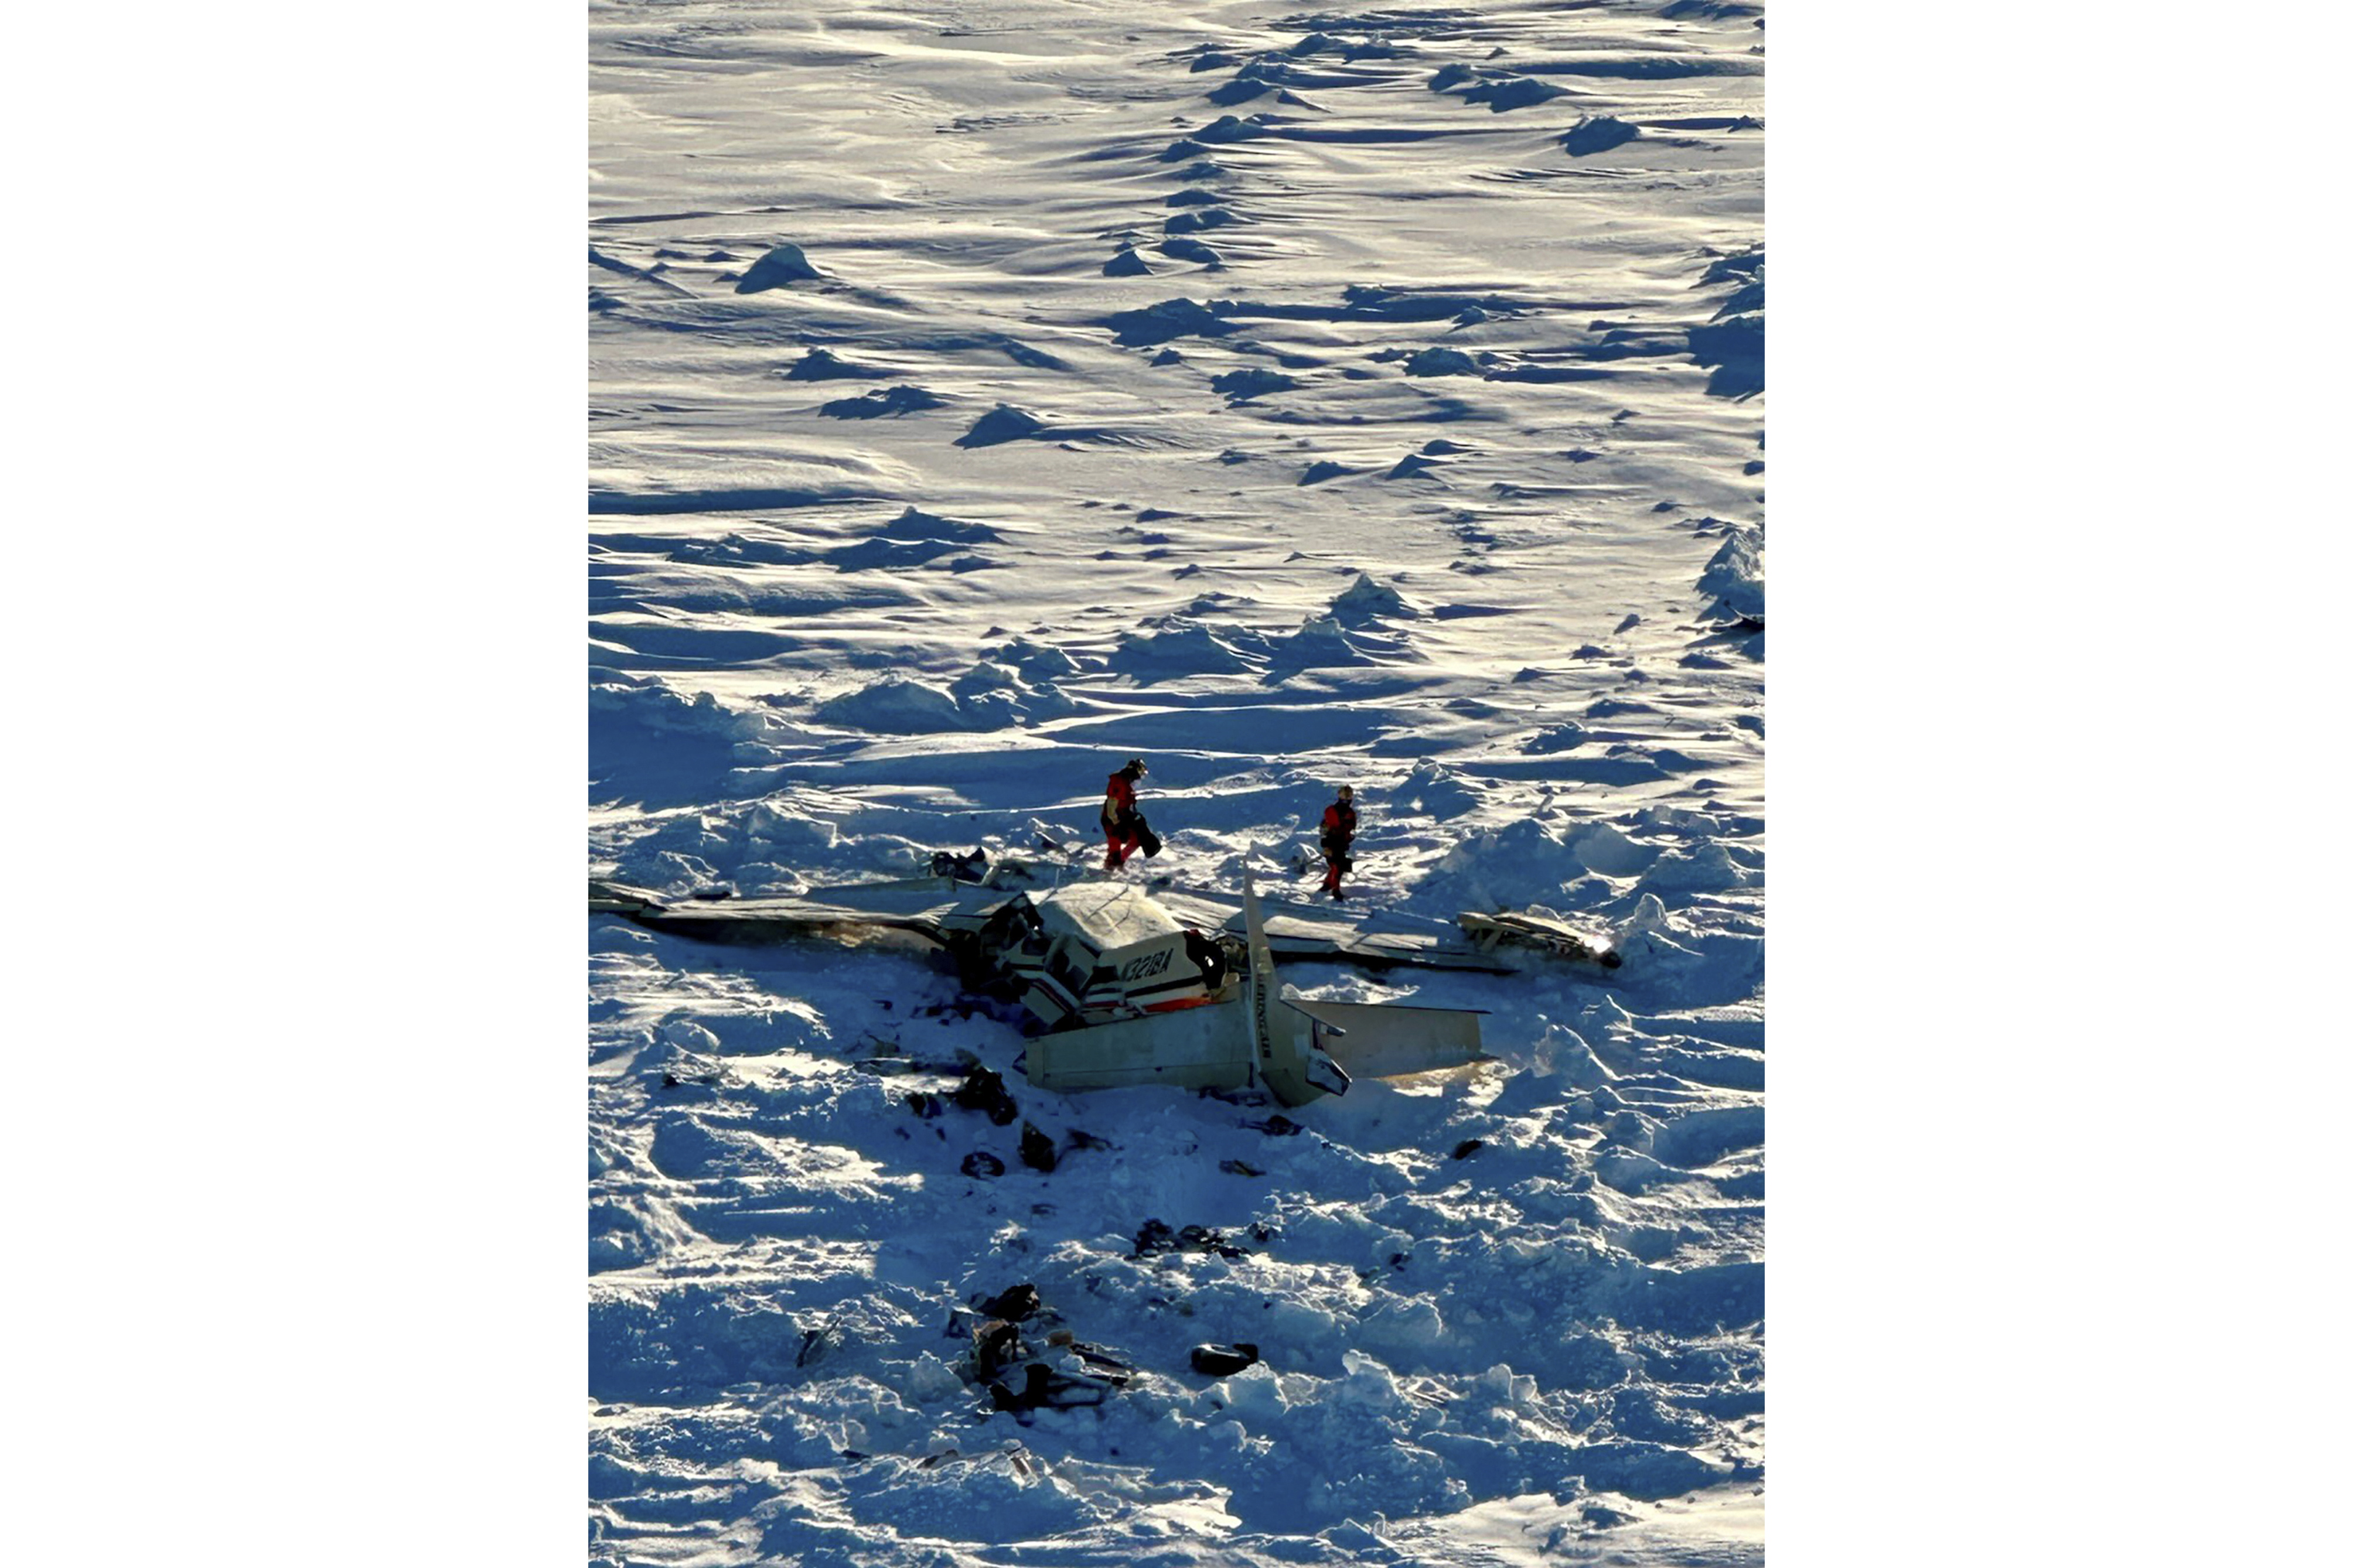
[1134,1219,1252,1260]
[961,1151,1007,1179]
[929,847,991,881]
[795,1317,843,1367]
[959,1294,1137,1418]
[988,1361,1122,1412]
[971,1318,1025,1378]
[1189,1342,1262,1376]
[952,1067,1021,1126]
[977,1283,1042,1323]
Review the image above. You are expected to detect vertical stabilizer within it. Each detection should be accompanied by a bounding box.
[1243,872,1274,1093]
[1246,873,1352,1106]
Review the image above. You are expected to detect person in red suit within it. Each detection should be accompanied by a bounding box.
[1319,784,1356,900]
[1102,757,1152,870]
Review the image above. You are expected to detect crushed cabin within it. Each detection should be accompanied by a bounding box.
[996,883,1237,1029]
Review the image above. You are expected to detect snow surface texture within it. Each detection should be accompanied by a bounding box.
[591,2,1764,1563]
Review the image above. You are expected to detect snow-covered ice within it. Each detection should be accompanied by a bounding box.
[592,1,1763,1562]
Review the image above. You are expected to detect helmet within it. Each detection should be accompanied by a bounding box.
[1337,784,1353,800]
[1124,757,1148,776]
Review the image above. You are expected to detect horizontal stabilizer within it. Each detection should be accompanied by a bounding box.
[1284,999,1488,1079]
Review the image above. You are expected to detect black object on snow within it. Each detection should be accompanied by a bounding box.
[928,847,991,882]
[952,1067,1021,1126]
[988,1362,1119,1412]
[796,1320,843,1367]
[1189,1342,1261,1377]
[1181,1224,1247,1258]
[988,1364,1051,1410]
[961,1151,1006,1179]
[977,1284,1041,1323]
[1451,1138,1486,1160]
[1134,1218,1250,1259]
[971,1318,1024,1378]
[1019,1122,1058,1172]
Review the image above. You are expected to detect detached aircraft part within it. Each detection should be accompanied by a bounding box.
[1456,909,1624,969]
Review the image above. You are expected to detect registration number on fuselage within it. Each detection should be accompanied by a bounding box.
[1117,947,1175,982]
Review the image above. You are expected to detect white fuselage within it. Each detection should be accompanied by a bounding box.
[996,882,1235,1028]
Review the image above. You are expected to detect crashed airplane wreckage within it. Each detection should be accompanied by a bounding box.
[590,865,1619,1109]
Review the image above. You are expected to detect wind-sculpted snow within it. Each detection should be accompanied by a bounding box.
[592,1,1761,1562]
[1697,527,1766,625]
